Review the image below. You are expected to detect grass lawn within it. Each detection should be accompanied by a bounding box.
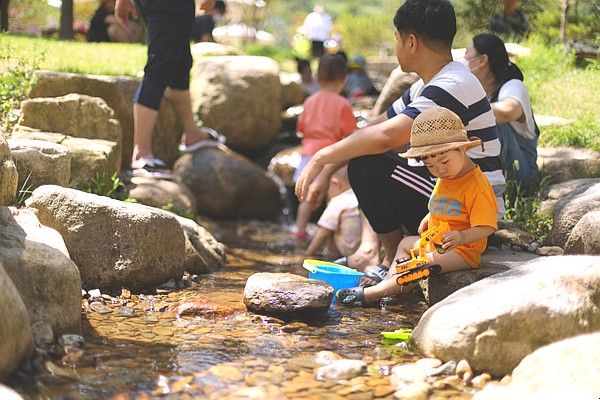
[2,34,599,151]
[518,38,600,152]
[1,34,146,76]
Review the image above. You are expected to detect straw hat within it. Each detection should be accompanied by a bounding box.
[399,107,482,159]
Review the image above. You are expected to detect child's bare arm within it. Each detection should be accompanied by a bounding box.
[305,227,334,256]
[417,213,430,234]
[441,226,496,251]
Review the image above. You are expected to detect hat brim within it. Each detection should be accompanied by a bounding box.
[399,138,482,159]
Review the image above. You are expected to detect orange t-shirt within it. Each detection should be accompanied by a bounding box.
[428,166,498,267]
[297,90,357,156]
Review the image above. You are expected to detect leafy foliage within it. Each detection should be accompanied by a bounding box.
[504,177,553,243]
[71,172,126,200]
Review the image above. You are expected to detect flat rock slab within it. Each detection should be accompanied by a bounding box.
[412,255,600,377]
[244,272,334,317]
[538,146,600,183]
[421,248,538,305]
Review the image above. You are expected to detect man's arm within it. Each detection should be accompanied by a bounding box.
[296,113,414,201]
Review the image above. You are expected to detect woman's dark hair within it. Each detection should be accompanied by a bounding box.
[393,0,456,49]
[317,54,348,83]
[473,33,524,85]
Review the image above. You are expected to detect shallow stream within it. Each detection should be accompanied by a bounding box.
[12,220,473,400]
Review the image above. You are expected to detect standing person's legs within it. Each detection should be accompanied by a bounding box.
[131,0,194,172]
[348,152,433,268]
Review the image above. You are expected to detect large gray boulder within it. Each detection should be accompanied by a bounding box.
[18,93,122,145]
[371,67,418,116]
[411,256,600,377]
[190,56,282,152]
[244,272,334,316]
[547,180,600,249]
[538,146,600,183]
[7,139,71,190]
[173,146,283,220]
[0,261,33,381]
[0,135,18,206]
[25,186,185,291]
[11,128,120,183]
[0,207,81,336]
[28,70,181,168]
[565,210,600,255]
[474,332,600,399]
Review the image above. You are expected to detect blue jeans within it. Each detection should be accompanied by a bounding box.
[497,122,538,192]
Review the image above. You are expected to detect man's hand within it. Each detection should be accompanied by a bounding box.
[295,156,324,202]
[198,0,216,13]
[115,0,138,27]
[441,230,463,251]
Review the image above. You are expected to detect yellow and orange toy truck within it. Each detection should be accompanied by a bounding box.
[394,221,450,286]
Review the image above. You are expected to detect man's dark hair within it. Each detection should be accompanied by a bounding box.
[297,59,311,74]
[317,54,347,83]
[214,0,226,14]
[393,0,456,49]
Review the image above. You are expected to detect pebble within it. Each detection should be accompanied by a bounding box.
[471,373,491,389]
[455,359,472,378]
[140,315,159,324]
[415,358,442,370]
[462,371,473,386]
[373,385,395,397]
[391,363,427,386]
[87,289,101,298]
[59,334,85,348]
[208,364,244,381]
[90,301,111,314]
[120,288,131,299]
[499,375,512,385]
[117,307,136,317]
[314,351,344,366]
[393,382,431,400]
[316,360,367,381]
[427,360,456,377]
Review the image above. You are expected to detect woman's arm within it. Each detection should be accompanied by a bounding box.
[492,97,524,124]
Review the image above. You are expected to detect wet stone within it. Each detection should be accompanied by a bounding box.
[208,364,244,381]
[116,307,136,317]
[140,315,159,324]
[427,360,457,377]
[373,385,396,398]
[90,301,112,314]
[59,334,85,348]
[455,359,472,378]
[316,360,367,381]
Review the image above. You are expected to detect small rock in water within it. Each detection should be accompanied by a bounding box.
[121,288,131,299]
[527,242,540,253]
[314,351,344,366]
[393,381,431,400]
[415,358,442,370]
[316,359,367,380]
[87,289,101,298]
[455,359,472,378]
[117,307,136,317]
[140,315,159,324]
[471,372,492,389]
[59,334,85,348]
[462,370,473,386]
[89,301,111,314]
[390,363,427,387]
[426,360,457,377]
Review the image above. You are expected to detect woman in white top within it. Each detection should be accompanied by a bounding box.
[461,33,539,192]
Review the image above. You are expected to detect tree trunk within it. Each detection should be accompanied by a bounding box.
[560,0,569,44]
[0,0,9,32]
[60,0,74,40]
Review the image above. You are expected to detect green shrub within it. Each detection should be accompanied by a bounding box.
[504,177,553,243]
[71,172,125,200]
[243,43,294,64]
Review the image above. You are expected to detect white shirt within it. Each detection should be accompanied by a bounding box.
[302,11,332,42]
[497,79,536,140]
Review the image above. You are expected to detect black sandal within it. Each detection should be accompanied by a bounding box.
[336,287,370,307]
[362,264,389,284]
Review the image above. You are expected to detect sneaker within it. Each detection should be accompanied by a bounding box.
[129,157,175,180]
[179,127,226,153]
